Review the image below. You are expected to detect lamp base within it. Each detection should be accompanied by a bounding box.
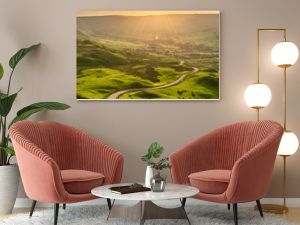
[255,204,288,214]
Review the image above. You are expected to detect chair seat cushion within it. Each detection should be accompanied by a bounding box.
[61,170,105,194]
[188,170,231,194]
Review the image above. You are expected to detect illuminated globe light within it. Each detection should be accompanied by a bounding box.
[244,83,272,108]
[271,42,299,67]
[277,131,299,156]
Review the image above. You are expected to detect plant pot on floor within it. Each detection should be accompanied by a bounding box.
[0,165,20,215]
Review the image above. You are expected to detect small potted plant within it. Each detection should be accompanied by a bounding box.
[141,142,171,192]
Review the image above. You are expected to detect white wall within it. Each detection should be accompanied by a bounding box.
[0,0,300,198]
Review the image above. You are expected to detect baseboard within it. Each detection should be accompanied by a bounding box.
[14,197,300,208]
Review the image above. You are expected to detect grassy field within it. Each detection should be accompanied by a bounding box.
[77,12,219,99]
[119,72,218,99]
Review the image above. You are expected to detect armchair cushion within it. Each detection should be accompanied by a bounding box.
[61,170,105,194]
[189,170,231,194]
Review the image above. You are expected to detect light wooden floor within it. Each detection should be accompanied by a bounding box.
[0,208,29,220]
[281,208,300,224]
[1,207,300,224]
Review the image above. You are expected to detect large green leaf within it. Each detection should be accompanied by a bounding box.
[9,43,41,69]
[148,142,164,158]
[10,108,42,126]
[141,142,164,162]
[0,92,7,99]
[17,102,70,116]
[2,147,15,156]
[9,102,70,127]
[0,93,18,116]
[0,64,3,80]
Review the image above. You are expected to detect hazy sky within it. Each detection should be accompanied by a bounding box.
[77,10,220,17]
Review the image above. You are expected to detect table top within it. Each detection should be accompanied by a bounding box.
[91,183,199,201]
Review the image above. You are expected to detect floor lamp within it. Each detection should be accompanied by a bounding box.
[244,28,299,214]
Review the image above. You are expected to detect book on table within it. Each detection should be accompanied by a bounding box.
[110,184,151,194]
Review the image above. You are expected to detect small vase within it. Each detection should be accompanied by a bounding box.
[145,165,153,188]
[150,171,166,192]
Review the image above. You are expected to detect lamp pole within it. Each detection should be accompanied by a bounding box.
[283,155,287,207]
[280,29,289,212]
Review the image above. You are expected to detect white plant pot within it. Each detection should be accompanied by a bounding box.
[145,165,153,188]
[0,165,20,215]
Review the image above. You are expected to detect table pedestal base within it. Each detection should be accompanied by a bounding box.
[107,200,191,225]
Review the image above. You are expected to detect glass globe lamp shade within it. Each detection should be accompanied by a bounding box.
[271,42,299,67]
[244,83,272,108]
[277,131,299,156]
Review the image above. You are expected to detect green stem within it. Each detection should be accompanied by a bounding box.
[7,155,12,165]
[0,116,2,165]
[0,116,2,134]
[7,68,15,96]
[0,117,4,165]
[1,117,7,165]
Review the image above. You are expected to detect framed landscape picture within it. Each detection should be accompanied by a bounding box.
[77,11,220,100]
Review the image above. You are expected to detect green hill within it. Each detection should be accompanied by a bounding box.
[77,35,127,73]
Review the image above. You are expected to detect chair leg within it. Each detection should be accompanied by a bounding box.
[63,204,66,210]
[227,204,230,210]
[107,198,112,210]
[181,198,187,208]
[29,200,37,217]
[256,200,264,217]
[233,203,238,225]
[54,204,59,225]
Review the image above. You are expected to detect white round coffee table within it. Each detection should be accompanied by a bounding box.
[92,183,199,225]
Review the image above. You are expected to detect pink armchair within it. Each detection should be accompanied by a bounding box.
[169,120,283,225]
[9,120,124,225]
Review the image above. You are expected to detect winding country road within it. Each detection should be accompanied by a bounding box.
[107,66,199,99]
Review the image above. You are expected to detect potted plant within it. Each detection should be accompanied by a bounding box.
[141,142,171,191]
[0,43,70,215]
